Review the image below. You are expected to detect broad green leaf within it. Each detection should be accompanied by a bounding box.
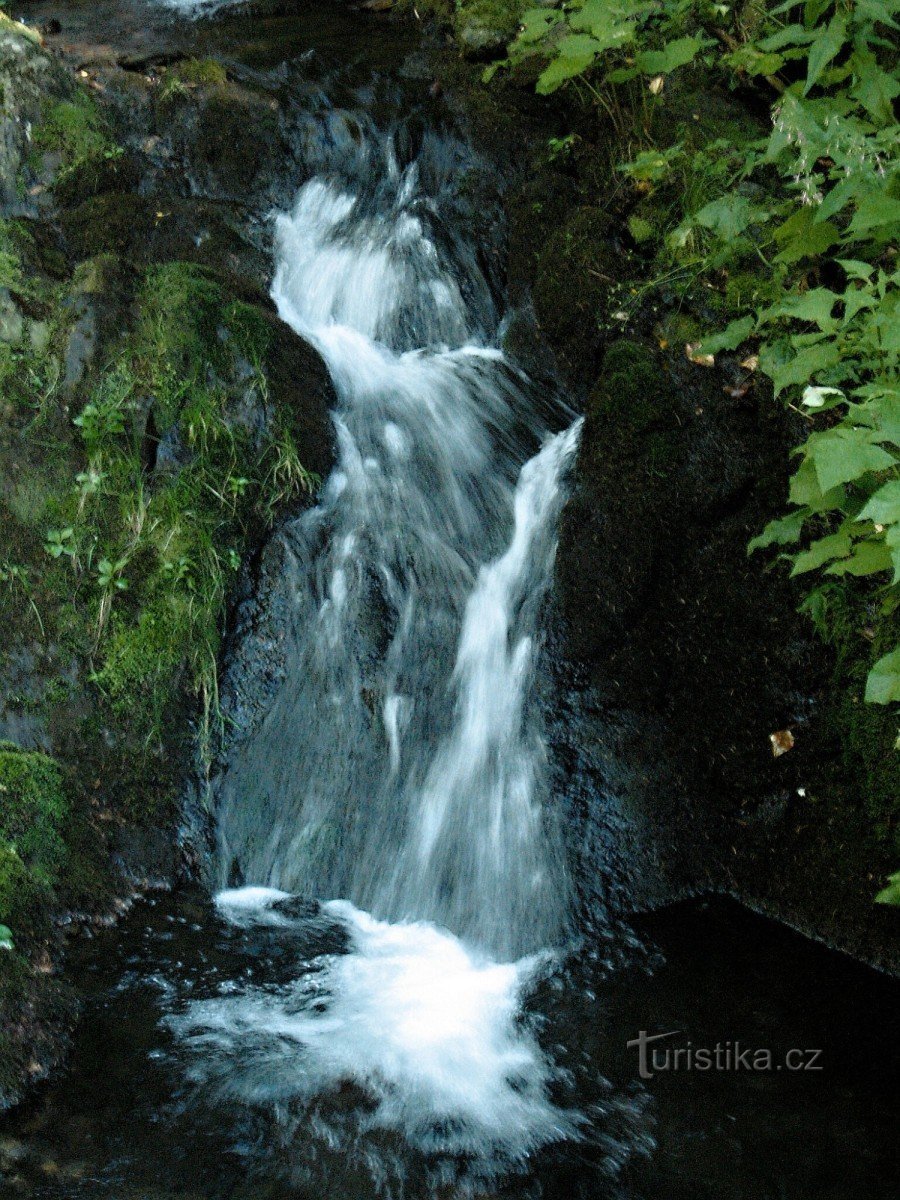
[769,338,841,395]
[790,530,852,574]
[515,8,561,45]
[865,645,900,704]
[837,259,876,281]
[698,315,755,355]
[859,481,900,526]
[887,523,900,583]
[694,195,760,241]
[759,24,817,52]
[804,0,835,26]
[748,510,808,553]
[850,47,900,124]
[848,193,900,239]
[805,13,847,93]
[775,221,840,264]
[824,536,892,576]
[727,46,785,76]
[536,42,601,93]
[763,288,839,329]
[805,426,896,491]
[815,176,858,223]
[636,36,705,76]
[875,871,900,906]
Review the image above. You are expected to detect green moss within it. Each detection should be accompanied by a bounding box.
[176,57,228,87]
[32,94,118,181]
[0,844,51,945]
[454,0,526,56]
[0,745,68,886]
[137,263,226,433]
[588,339,669,440]
[532,206,617,373]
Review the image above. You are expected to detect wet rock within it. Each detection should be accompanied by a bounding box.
[532,206,620,384]
[0,16,73,214]
[454,0,525,60]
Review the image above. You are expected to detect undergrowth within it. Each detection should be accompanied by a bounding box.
[485,0,899,893]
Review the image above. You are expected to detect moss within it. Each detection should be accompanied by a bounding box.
[137,262,226,433]
[591,340,667,426]
[175,57,228,87]
[31,94,118,183]
[0,844,51,947]
[532,206,618,380]
[454,0,526,57]
[0,745,68,886]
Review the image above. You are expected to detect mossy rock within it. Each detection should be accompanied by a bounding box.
[60,194,266,285]
[0,844,51,946]
[0,745,68,886]
[454,0,527,58]
[532,206,620,381]
[587,339,670,442]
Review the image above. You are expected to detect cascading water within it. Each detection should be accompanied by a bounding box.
[169,124,587,1177]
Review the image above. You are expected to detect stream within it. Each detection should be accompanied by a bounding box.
[2,2,899,1197]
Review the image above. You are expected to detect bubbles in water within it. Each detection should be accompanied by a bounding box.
[170,889,582,1175]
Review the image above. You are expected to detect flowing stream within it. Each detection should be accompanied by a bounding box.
[172,117,588,1172]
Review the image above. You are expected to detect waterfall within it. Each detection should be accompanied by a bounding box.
[171,128,583,1176]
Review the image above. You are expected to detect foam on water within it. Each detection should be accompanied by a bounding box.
[170,888,581,1166]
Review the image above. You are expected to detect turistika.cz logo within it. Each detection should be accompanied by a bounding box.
[627,1030,824,1080]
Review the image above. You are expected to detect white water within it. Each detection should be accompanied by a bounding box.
[174,130,584,1177]
[171,888,581,1166]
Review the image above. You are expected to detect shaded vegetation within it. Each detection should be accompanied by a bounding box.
[468,0,898,892]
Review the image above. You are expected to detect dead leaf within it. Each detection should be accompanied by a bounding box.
[648,75,664,95]
[686,342,714,367]
[740,354,759,371]
[769,729,794,757]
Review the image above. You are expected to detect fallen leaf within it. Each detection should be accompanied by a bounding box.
[686,342,714,367]
[740,354,759,371]
[769,729,794,757]
[648,75,664,95]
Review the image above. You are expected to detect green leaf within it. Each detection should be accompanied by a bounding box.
[748,510,808,553]
[636,36,705,76]
[859,481,900,526]
[850,47,900,124]
[790,530,852,575]
[805,426,896,491]
[694,195,761,241]
[769,338,841,396]
[824,536,892,576]
[727,46,786,76]
[875,871,900,906]
[763,288,839,330]
[0,924,13,950]
[536,38,602,93]
[886,523,900,583]
[698,315,755,355]
[515,8,561,45]
[848,193,900,239]
[773,212,839,264]
[805,13,847,93]
[865,646,900,704]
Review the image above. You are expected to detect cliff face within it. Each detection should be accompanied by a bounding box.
[0,14,335,1106]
